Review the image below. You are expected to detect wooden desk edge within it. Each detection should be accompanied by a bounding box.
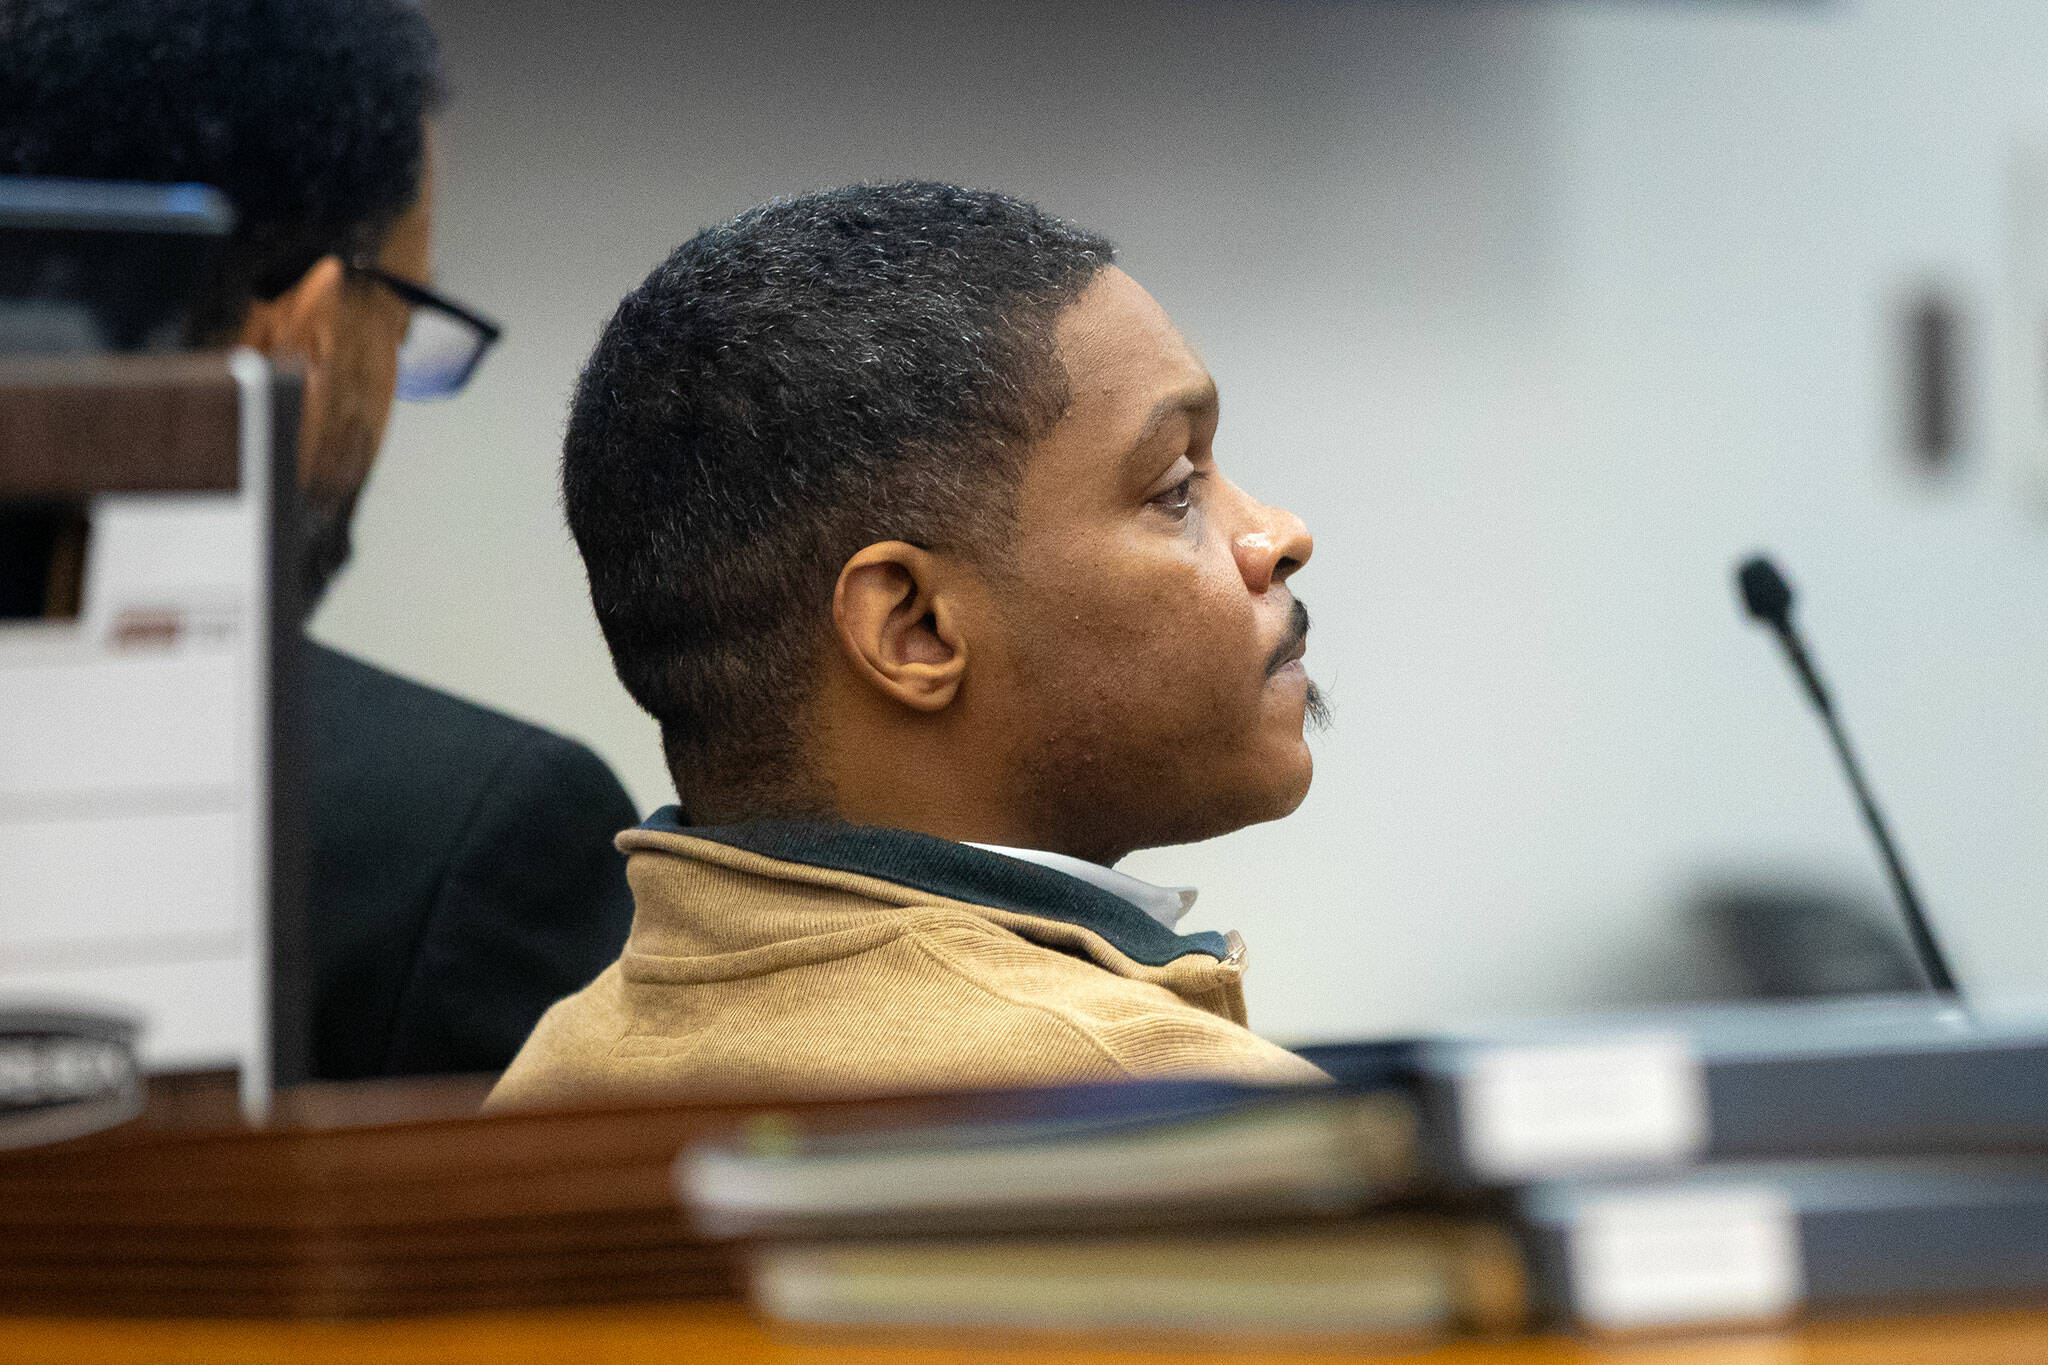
[5,1300,2048,1365]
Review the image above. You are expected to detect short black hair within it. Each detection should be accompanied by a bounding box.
[565,182,1115,817]
[0,0,443,341]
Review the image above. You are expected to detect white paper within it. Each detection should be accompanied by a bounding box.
[1568,1185,1803,1331]
[1457,1034,1708,1181]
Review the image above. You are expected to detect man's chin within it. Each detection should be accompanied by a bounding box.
[1223,742,1316,834]
[1266,697,1319,819]
[1272,744,1314,819]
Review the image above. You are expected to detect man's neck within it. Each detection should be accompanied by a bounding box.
[799,674,1158,862]
[815,728,1139,864]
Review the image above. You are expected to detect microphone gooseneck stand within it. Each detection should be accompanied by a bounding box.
[1735,555,1961,998]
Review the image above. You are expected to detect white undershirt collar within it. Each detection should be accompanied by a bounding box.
[966,843,1198,931]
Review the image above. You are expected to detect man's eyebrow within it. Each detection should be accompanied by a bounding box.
[1121,382,1220,470]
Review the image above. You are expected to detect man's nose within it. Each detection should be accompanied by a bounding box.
[1231,495,1313,593]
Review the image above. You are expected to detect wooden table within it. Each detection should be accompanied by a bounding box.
[4,1302,2048,1365]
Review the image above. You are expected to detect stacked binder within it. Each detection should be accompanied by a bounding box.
[684,1077,1524,1344]
[679,993,2048,1345]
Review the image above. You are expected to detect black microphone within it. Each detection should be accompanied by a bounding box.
[1734,554,1961,996]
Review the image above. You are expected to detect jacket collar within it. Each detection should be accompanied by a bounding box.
[636,808,1230,967]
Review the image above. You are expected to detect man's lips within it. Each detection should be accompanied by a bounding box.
[1264,599,1310,676]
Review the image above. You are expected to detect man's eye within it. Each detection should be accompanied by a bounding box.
[1149,476,1195,518]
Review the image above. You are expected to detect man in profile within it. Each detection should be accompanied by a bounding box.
[492,183,1329,1108]
[0,0,635,1077]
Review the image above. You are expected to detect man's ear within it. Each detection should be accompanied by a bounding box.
[831,542,969,713]
[235,255,346,367]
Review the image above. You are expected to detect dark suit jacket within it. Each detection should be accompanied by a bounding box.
[304,643,637,1079]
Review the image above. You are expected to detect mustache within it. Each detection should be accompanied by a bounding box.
[1266,598,1333,733]
[1264,598,1311,675]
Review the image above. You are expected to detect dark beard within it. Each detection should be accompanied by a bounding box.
[296,483,360,621]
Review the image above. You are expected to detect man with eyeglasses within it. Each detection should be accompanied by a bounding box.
[0,0,636,1079]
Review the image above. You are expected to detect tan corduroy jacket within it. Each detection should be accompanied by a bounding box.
[486,816,1326,1110]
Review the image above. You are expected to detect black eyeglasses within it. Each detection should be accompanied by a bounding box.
[349,261,503,400]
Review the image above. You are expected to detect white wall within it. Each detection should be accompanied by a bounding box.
[317,0,2048,1045]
